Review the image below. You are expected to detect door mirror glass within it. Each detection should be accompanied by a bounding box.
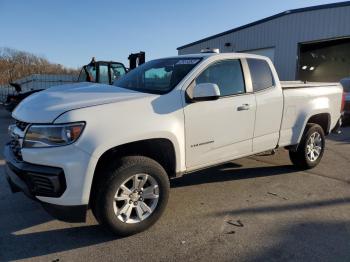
[192,83,220,101]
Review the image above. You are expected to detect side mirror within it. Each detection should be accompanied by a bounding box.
[192,83,220,102]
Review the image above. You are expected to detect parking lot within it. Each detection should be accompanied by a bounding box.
[0,107,349,262]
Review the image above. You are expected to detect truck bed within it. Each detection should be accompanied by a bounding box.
[281,81,340,89]
[278,81,343,148]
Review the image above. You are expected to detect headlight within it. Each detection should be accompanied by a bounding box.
[23,122,85,148]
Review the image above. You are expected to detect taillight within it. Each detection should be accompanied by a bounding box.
[341,92,346,113]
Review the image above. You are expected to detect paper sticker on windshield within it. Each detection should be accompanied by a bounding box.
[176,59,200,65]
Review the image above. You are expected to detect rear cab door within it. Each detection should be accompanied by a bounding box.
[246,58,283,153]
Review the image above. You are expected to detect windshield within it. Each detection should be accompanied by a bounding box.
[113,58,202,94]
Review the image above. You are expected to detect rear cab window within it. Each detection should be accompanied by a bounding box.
[247,58,275,92]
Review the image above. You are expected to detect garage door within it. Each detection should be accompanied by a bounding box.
[298,38,350,82]
[243,47,275,63]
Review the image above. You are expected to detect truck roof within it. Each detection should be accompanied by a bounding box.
[161,52,270,61]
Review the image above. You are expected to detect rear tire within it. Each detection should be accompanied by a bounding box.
[92,156,169,236]
[289,123,325,169]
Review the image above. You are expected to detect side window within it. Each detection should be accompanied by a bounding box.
[247,59,275,92]
[111,64,126,82]
[99,65,109,84]
[78,69,87,82]
[196,60,245,96]
[84,65,97,82]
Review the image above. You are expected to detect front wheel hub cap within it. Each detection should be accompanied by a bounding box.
[113,173,160,224]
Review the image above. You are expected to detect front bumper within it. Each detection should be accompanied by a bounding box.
[4,144,87,222]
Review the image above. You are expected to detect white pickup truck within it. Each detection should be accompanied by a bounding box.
[5,52,344,236]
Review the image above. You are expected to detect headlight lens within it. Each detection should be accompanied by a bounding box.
[23,122,85,148]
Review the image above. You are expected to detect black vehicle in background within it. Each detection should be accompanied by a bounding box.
[77,58,127,84]
[4,59,127,112]
[4,52,146,112]
[4,83,43,112]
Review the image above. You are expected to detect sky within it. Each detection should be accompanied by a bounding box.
[0,0,347,68]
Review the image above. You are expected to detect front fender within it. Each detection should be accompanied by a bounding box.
[54,94,186,203]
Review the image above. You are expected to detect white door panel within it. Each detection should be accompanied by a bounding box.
[253,88,283,152]
[185,94,256,169]
[253,132,280,153]
[254,88,284,136]
[246,58,284,153]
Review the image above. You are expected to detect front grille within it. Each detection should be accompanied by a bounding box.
[9,136,23,161]
[9,119,30,161]
[15,120,29,131]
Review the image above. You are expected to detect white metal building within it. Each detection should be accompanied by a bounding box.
[177,1,350,81]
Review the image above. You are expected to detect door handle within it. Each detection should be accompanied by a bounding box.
[237,104,250,111]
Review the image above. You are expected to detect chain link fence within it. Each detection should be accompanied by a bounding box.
[0,74,77,104]
[0,84,15,104]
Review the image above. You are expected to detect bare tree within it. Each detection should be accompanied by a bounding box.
[0,47,79,85]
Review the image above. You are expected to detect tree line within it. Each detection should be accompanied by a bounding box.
[0,47,79,85]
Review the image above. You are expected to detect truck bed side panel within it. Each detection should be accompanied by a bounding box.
[279,85,342,147]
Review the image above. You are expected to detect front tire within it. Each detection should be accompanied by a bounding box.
[289,123,325,169]
[92,156,170,236]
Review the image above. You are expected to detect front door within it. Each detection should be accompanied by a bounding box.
[184,59,256,170]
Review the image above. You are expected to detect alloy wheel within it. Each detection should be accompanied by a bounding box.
[113,174,159,224]
[306,132,323,162]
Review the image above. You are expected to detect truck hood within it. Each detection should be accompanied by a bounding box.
[13,82,156,123]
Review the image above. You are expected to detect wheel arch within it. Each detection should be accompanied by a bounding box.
[289,112,331,150]
[89,138,177,205]
[288,112,330,151]
[306,113,331,135]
